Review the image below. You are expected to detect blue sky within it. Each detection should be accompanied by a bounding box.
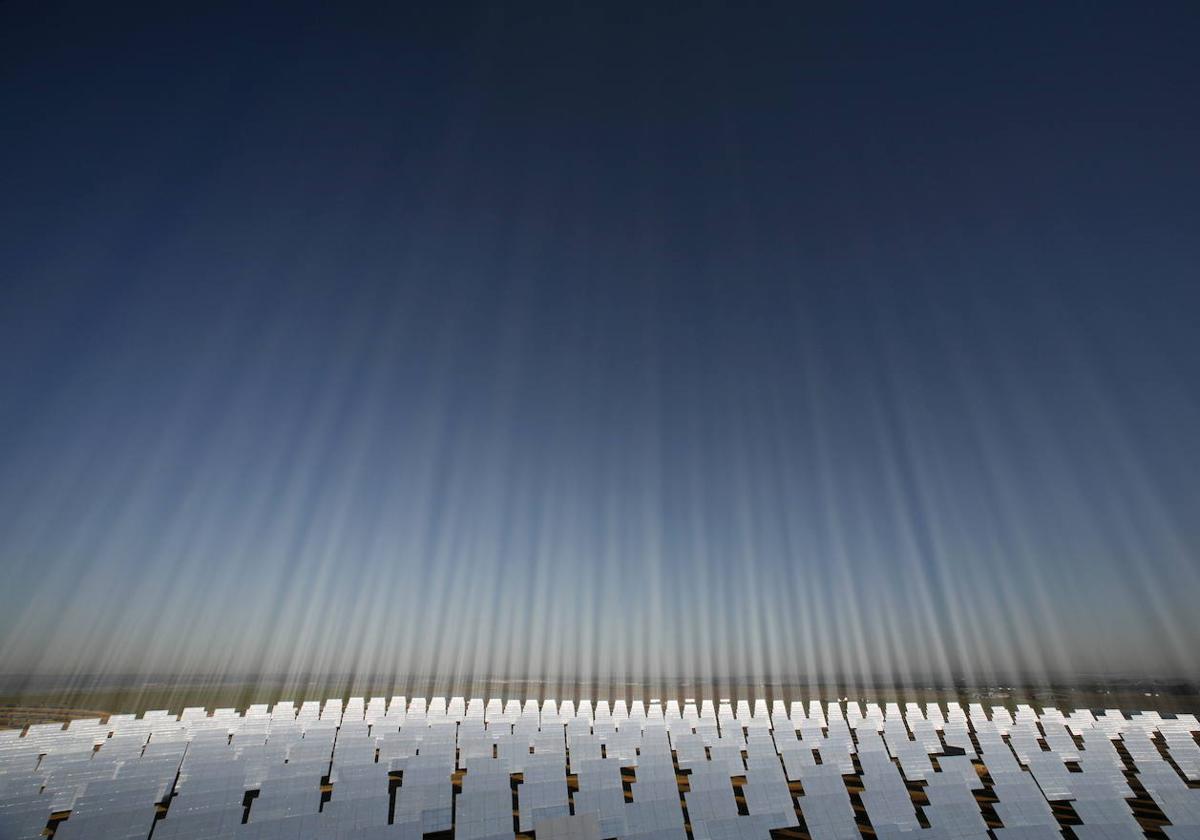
[1,1,1198,685]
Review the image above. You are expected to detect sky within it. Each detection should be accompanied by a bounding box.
[1,1,1198,689]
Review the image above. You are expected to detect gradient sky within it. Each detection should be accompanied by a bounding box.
[1,1,1198,687]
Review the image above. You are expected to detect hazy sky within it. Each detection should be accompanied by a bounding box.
[1,1,1198,687]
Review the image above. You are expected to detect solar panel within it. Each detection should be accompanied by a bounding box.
[534,811,601,840]
[5,697,1198,839]
[625,798,685,835]
[992,828,1067,840]
[456,787,514,840]
[741,769,796,829]
[572,785,627,836]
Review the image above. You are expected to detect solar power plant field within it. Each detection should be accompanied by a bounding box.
[2,697,1199,840]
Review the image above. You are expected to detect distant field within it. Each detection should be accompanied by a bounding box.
[2,678,1198,725]
[0,705,114,731]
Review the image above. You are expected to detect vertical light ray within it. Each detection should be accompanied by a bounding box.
[2,1,1199,706]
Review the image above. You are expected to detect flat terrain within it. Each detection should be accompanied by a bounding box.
[3,677,1198,721]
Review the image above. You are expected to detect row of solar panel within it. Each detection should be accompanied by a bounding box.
[2,700,1198,839]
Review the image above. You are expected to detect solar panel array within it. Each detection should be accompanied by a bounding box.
[1,697,1198,838]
